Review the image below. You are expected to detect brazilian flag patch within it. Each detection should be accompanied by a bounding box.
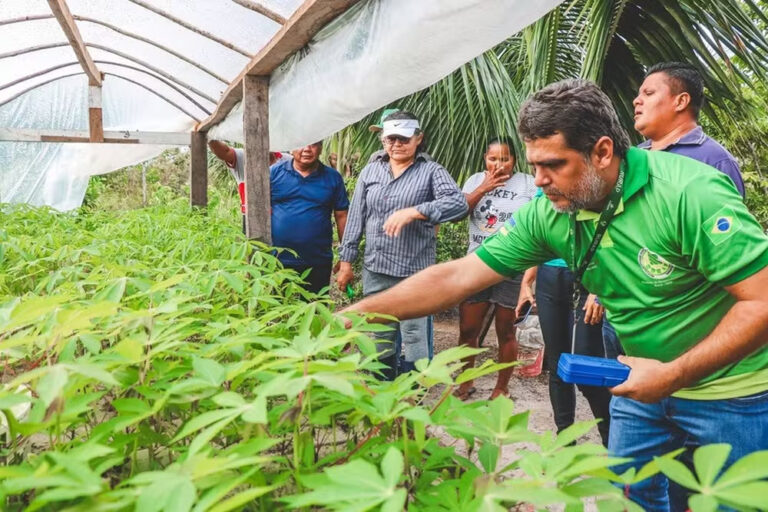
[703,206,742,245]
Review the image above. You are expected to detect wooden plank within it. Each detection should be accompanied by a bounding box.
[195,0,359,133]
[46,0,102,86]
[88,85,104,142]
[190,131,208,207]
[242,75,271,243]
[0,128,190,145]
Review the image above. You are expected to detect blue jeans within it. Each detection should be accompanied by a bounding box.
[609,390,768,511]
[362,268,433,380]
[602,319,625,359]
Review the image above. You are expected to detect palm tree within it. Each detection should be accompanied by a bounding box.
[328,0,768,185]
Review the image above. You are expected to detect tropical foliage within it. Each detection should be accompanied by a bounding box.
[327,0,768,187]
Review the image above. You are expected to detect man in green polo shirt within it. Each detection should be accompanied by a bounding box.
[344,79,768,511]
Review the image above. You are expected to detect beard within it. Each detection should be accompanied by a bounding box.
[545,162,609,214]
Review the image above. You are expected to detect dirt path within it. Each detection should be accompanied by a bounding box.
[432,317,603,446]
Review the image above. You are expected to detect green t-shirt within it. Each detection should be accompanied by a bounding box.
[476,147,768,399]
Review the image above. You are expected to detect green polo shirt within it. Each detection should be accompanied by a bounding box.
[476,147,768,399]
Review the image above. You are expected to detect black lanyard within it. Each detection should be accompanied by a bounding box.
[568,162,626,311]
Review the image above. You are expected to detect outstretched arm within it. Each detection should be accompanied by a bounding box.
[342,253,506,321]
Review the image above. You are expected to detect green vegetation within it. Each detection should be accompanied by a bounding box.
[2,193,768,511]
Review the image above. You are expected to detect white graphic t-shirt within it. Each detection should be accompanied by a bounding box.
[463,171,536,253]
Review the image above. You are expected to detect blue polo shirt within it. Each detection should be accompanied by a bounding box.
[270,158,349,267]
[639,126,745,197]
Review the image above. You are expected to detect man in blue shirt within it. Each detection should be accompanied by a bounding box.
[210,140,349,294]
[633,61,745,196]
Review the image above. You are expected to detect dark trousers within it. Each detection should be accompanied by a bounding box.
[537,265,611,445]
[286,263,332,295]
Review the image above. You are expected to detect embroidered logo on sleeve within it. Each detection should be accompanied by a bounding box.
[703,207,742,246]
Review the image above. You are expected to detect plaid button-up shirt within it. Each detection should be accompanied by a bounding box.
[339,152,468,277]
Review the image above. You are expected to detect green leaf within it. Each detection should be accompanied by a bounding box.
[208,486,275,512]
[714,450,768,489]
[211,392,245,408]
[381,446,404,487]
[241,397,267,424]
[135,473,196,512]
[688,493,718,512]
[192,357,226,386]
[714,481,768,508]
[692,444,731,488]
[656,456,700,491]
[478,442,500,473]
[37,366,68,407]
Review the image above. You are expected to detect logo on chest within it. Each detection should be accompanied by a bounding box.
[637,247,673,280]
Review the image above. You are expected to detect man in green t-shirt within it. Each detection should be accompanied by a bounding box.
[344,80,768,511]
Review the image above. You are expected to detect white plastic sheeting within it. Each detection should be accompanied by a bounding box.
[213,0,564,149]
[1,0,562,210]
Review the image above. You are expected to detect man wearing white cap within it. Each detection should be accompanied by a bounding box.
[338,110,468,379]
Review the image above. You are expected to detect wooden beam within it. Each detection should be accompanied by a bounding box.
[230,0,286,25]
[0,128,191,145]
[88,85,104,142]
[47,0,102,86]
[190,132,208,207]
[242,75,271,243]
[195,0,359,133]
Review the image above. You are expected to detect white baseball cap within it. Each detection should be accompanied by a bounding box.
[381,119,420,138]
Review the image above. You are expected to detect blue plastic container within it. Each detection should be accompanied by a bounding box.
[557,353,630,387]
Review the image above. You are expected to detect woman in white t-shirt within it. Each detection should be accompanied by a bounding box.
[456,138,536,399]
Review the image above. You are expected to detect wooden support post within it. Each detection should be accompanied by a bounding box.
[242,75,271,243]
[190,131,208,207]
[88,85,104,142]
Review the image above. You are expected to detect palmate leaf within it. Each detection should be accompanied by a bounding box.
[284,446,406,511]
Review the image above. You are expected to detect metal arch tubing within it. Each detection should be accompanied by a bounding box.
[0,73,83,108]
[0,71,201,122]
[0,61,78,92]
[94,61,211,114]
[0,60,212,115]
[126,0,252,57]
[0,14,54,26]
[103,73,201,122]
[229,0,286,24]
[86,43,217,104]
[0,42,69,59]
[73,15,229,84]
[0,42,217,105]
[0,14,228,84]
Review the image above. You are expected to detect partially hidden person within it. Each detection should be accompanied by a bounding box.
[209,140,349,294]
[455,137,536,400]
[336,110,468,380]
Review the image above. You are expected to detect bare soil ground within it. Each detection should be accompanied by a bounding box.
[431,317,602,446]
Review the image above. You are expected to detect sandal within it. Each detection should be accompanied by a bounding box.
[454,385,477,401]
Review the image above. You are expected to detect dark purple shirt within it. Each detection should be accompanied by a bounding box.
[639,125,745,197]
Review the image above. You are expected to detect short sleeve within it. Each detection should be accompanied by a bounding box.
[229,149,245,182]
[711,158,746,198]
[332,171,350,210]
[475,200,558,277]
[462,173,483,194]
[679,171,768,285]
